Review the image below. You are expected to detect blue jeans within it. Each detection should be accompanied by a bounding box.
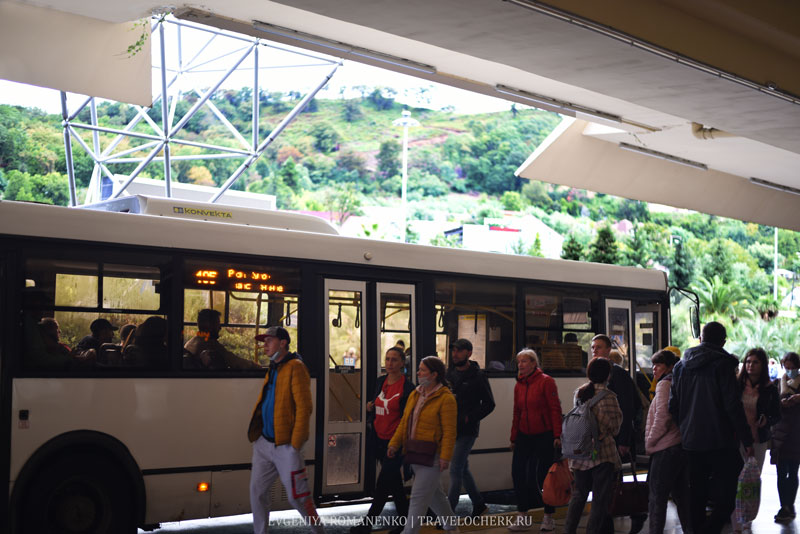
[447,435,484,511]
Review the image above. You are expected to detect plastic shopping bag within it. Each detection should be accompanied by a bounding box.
[735,457,761,524]
[542,458,573,507]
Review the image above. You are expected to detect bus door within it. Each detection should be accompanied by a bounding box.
[605,299,633,370]
[321,280,415,496]
[633,304,660,372]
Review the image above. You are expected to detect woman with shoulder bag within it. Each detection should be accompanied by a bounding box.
[352,346,415,534]
[508,349,562,533]
[388,356,458,534]
[564,357,622,534]
[644,350,692,534]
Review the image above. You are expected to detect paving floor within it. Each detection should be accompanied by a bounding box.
[147,468,797,533]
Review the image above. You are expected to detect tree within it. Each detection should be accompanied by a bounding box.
[309,123,340,153]
[342,100,363,122]
[325,183,363,226]
[529,233,543,258]
[588,225,619,264]
[367,88,396,110]
[521,180,552,209]
[3,170,69,205]
[501,191,525,211]
[377,140,401,179]
[670,240,693,288]
[693,275,754,324]
[700,238,734,283]
[561,233,584,261]
[623,227,649,267]
[186,166,214,186]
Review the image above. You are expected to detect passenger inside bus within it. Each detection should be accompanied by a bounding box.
[74,318,117,355]
[183,309,261,370]
[26,317,94,369]
[122,316,168,368]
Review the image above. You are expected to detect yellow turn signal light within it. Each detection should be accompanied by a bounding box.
[197,481,210,492]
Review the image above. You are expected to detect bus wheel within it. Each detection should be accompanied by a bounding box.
[22,452,135,534]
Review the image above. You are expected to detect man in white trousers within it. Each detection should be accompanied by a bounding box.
[247,326,323,534]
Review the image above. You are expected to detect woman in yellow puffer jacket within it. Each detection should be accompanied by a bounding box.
[389,355,459,534]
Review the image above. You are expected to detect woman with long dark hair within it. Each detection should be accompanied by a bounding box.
[732,347,781,532]
[564,357,622,534]
[351,347,414,534]
[388,356,458,534]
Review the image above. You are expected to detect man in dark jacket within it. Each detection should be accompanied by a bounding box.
[591,334,645,534]
[669,321,754,534]
[445,339,495,517]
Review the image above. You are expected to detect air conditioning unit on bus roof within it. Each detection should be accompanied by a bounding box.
[80,195,339,235]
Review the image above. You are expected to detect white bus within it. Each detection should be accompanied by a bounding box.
[0,197,680,533]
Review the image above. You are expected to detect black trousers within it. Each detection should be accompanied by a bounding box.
[512,431,556,514]
[686,447,743,534]
[366,437,409,521]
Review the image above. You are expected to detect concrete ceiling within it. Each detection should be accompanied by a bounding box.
[3,0,800,223]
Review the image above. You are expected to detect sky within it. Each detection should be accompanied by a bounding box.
[0,18,518,117]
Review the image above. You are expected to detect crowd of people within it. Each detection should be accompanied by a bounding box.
[29,311,800,534]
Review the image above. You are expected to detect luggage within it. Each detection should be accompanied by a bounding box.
[608,462,648,517]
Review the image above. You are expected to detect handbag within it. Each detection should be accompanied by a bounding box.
[542,458,573,507]
[404,439,437,467]
[608,462,648,517]
[735,457,761,524]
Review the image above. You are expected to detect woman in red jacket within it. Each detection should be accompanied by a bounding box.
[508,349,563,532]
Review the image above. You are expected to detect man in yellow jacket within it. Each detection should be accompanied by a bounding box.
[248,326,323,534]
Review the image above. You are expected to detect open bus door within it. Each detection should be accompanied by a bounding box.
[321,280,415,497]
[668,287,701,348]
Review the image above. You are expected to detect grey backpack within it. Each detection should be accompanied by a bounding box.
[561,389,610,460]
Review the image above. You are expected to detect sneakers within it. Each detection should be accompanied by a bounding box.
[540,514,555,532]
[507,512,532,532]
[471,503,488,518]
[775,506,795,523]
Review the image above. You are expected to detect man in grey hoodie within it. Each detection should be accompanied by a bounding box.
[669,321,754,534]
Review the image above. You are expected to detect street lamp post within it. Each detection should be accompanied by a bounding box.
[392,110,420,242]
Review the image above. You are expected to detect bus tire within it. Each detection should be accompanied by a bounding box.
[20,451,135,534]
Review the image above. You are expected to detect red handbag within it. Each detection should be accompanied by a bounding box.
[403,439,437,467]
[542,458,573,507]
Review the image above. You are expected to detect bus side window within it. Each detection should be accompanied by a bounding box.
[182,260,300,371]
[524,293,594,374]
[21,257,164,371]
[434,278,515,371]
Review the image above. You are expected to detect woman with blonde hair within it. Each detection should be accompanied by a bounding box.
[388,356,458,534]
[508,349,562,532]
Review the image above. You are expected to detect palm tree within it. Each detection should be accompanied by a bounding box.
[693,275,754,324]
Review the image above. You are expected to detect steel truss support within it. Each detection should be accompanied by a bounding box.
[60,15,340,206]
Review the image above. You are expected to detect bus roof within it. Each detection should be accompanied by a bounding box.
[0,200,667,292]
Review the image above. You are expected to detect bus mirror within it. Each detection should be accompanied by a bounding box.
[690,306,700,339]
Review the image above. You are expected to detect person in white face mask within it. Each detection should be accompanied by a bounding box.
[388,356,459,534]
[771,352,800,523]
[247,326,323,534]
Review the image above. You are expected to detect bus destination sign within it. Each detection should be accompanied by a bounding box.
[193,268,285,293]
